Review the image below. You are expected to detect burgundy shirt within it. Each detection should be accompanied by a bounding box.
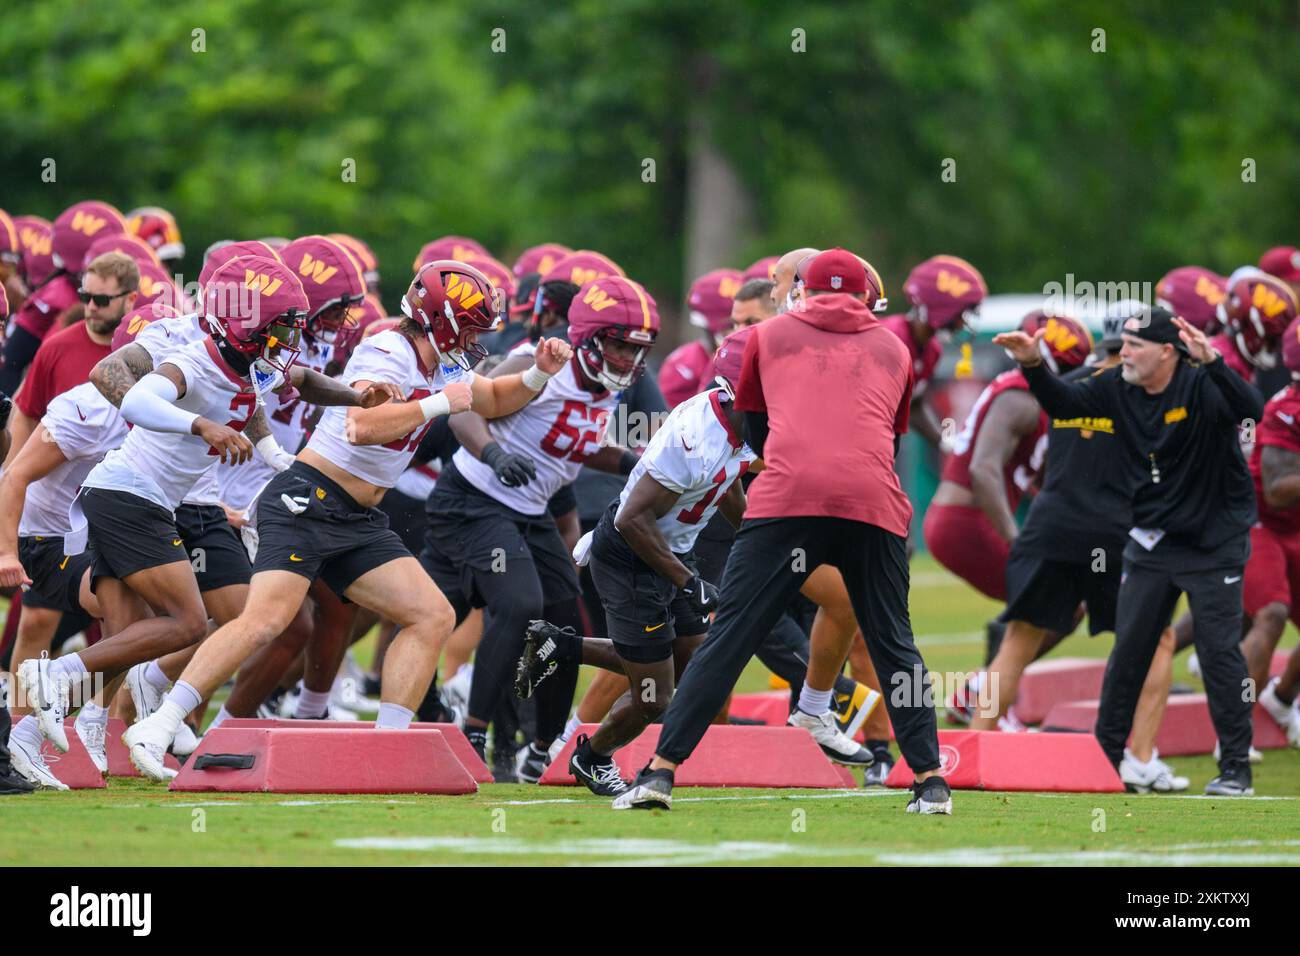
[15,320,111,421]
[734,294,914,535]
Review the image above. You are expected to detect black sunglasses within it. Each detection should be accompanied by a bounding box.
[78,288,131,307]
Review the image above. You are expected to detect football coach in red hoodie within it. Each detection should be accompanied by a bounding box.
[614,248,950,814]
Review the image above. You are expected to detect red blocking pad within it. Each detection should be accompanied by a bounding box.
[728,691,895,743]
[540,723,849,788]
[45,723,106,789]
[1040,694,1290,756]
[100,718,181,777]
[169,727,478,794]
[1012,658,1107,725]
[218,718,492,784]
[884,729,1123,793]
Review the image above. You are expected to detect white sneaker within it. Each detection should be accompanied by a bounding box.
[126,662,166,722]
[547,735,568,765]
[1187,652,1201,679]
[8,734,69,791]
[123,714,178,782]
[441,664,473,721]
[331,670,380,713]
[74,714,108,775]
[998,709,1027,733]
[1120,748,1189,793]
[17,654,70,752]
[172,721,200,757]
[788,709,874,766]
[1212,740,1263,764]
[1259,677,1300,747]
[327,701,360,721]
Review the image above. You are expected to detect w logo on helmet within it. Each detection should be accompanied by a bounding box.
[71,210,109,237]
[581,284,619,312]
[1042,317,1079,352]
[1195,275,1226,306]
[719,277,741,298]
[937,269,972,298]
[444,273,485,310]
[244,269,285,296]
[569,267,600,287]
[1252,282,1292,319]
[126,313,151,336]
[297,253,339,286]
[20,227,51,256]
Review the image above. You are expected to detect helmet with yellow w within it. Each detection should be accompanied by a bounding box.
[400,260,504,371]
[567,275,659,391]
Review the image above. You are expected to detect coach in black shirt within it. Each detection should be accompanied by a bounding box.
[995,308,1264,796]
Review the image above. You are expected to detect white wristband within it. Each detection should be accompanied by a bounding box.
[255,435,296,472]
[419,392,451,421]
[521,364,553,392]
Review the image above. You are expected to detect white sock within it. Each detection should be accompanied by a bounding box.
[560,713,581,744]
[51,652,88,682]
[12,715,43,750]
[79,700,108,725]
[375,702,414,730]
[797,685,833,716]
[295,688,330,719]
[209,705,232,729]
[144,660,171,691]
[157,681,203,733]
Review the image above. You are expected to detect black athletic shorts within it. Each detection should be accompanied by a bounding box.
[80,487,188,587]
[588,504,709,663]
[421,460,581,606]
[252,461,411,599]
[18,535,93,614]
[377,488,428,556]
[1003,541,1121,636]
[547,482,577,518]
[175,504,252,592]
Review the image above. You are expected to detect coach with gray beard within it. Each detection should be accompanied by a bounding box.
[996,308,1263,796]
[613,248,949,815]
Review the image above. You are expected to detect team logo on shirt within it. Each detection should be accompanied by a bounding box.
[1164,407,1188,425]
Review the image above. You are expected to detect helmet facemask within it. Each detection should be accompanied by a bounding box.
[579,326,654,391]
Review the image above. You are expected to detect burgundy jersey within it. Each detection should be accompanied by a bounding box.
[1209,334,1254,382]
[1250,384,1300,534]
[880,314,942,398]
[940,369,1046,510]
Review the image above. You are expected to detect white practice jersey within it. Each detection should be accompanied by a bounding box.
[83,338,258,511]
[454,352,618,517]
[307,330,471,489]
[214,338,332,511]
[616,388,755,553]
[134,313,225,508]
[20,383,128,537]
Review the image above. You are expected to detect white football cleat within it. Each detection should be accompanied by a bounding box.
[171,721,200,757]
[8,734,69,791]
[1187,652,1201,679]
[126,662,166,722]
[1259,677,1300,747]
[788,709,874,766]
[440,664,473,724]
[17,654,70,752]
[123,715,177,782]
[1120,748,1188,793]
[74,713,108,775]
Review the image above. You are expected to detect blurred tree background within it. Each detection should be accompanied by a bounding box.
[1,0,1296,344]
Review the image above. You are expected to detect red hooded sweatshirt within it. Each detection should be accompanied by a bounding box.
[734,293,914,536]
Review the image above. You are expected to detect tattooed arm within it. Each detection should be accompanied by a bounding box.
[90,343,155,408]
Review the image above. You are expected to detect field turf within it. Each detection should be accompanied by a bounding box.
[3,557,1298,867]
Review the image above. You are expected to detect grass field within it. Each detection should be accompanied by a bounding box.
[4,557,1298,867]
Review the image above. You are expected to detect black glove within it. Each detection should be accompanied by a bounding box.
[0,395,10,431]
[680,574,720,616]
[481,442,537,488]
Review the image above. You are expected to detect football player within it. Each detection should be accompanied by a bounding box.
[419,274,652,777]
[126,207,185,269]
[122,260,572,779]
[881,254,988,449]
[657,269,743,408]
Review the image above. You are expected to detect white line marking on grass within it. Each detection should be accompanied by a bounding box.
[487,789,898,806]
[335,836,862,865]
[166,799,419,808]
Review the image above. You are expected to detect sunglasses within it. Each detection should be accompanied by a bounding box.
[78,288,131,307]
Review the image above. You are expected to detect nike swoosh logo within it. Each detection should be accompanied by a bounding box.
[682,439,693,451]
[1279,412,1295,426]
[1224,575,1242,584]
[172,539,183,547]
[644,622,667,632]
[289,553,304,562]
[76,406,86,422]
[59,556,70,571]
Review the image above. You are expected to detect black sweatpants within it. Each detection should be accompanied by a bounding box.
[1097,537,1253,770]
[655,516,940,772]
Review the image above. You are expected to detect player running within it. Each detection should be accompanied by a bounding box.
[122,260,572,779]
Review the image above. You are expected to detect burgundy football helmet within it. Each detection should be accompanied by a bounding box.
[567,276,659,390]
[1221,272,1300,370]
[400,260,504,370]
[203,255,309,376]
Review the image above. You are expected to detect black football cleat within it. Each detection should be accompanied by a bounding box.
[515,620,577,699]
[568,734,628,796]
[906,776,953,815]
[612,764,674,810]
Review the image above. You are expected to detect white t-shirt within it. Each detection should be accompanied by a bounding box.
[307,330,471,489]
[615,388,755,553]
[20,383,128,538]
[453,352,618,517]
[83,338,258,511]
